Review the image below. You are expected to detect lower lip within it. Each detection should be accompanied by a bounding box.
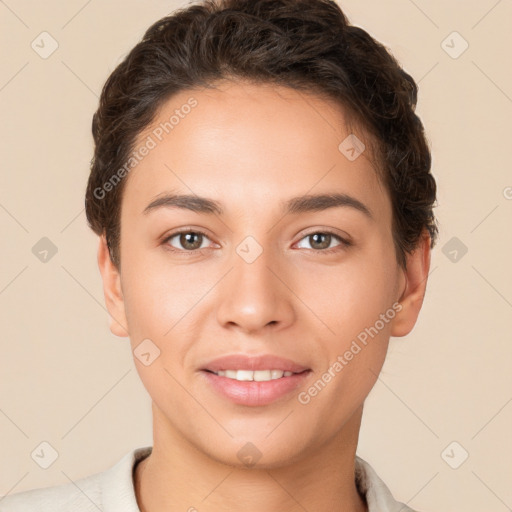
[201,370,311,406]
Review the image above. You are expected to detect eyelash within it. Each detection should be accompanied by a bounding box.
[161,228,352,256]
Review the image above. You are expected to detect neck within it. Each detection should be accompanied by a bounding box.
[134,403,368,512]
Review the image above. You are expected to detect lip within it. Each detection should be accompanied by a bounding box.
[199,354,311,406]
[200,370,310,406]
[201,354,310,373]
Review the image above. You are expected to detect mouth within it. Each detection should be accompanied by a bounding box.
[199,354,311,406]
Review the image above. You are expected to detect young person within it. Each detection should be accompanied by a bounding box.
[1,0,437,510]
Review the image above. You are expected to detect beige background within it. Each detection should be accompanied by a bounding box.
[1,0,511,510]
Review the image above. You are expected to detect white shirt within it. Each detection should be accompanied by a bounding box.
[0,446,419,511]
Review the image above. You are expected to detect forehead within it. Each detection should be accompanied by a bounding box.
[121,80,389,221]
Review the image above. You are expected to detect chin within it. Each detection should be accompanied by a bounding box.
[195,430,311,470]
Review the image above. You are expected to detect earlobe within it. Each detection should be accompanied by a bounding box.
[97,234,129,337]
[391,232,431,338]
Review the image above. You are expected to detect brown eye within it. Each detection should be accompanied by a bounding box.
[164,231,210,251]
[295,231,350,253]
[308,233,332,250]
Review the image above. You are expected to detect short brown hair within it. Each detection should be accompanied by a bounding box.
[85,0,438,270]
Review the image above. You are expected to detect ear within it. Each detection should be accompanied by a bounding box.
[97,233,129,337]
[391,231,432,338]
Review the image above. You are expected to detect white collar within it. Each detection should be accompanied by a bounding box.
[100,446,417,512]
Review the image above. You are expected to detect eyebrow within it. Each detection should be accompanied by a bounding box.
[143,192,373,220]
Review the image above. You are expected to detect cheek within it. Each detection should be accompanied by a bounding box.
[309,246,397,405]
[120,246,197,334]
[296,253,398,342]
[120,252,210,380]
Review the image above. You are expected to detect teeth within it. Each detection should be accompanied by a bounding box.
[215,369,295,381]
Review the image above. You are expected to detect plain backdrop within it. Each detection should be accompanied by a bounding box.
[1,1,511,510]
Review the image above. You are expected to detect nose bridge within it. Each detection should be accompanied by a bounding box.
[235,234,274,288]
[215,234,293,332]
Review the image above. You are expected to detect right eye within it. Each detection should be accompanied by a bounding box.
[162,230,213,253]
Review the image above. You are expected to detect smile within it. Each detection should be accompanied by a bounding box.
[209,369,296,381]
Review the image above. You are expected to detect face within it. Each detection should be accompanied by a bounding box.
[99,80,428,468]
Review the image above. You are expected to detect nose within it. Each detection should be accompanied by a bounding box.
[215,242,295,334]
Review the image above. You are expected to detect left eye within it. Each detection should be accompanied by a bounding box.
[296,232,348,251]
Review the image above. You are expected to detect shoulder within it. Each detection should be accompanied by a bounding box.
[0,472,102,512]
[355,455,422,512]
[0,446,152,512]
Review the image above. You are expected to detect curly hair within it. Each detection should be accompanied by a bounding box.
[85,0,438,270]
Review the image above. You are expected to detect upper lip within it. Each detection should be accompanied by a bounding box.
[201,354,310,373]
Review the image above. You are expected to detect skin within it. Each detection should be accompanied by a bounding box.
[97,80,431,512]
